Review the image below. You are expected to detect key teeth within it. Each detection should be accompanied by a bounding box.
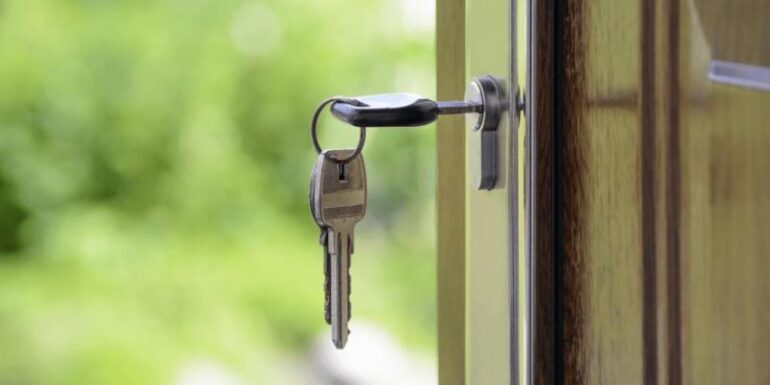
[324,262,331,324]
[348,269,352,320]
[322,231,332,325]
[324,291,331,325]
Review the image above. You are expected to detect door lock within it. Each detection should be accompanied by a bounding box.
[322,75,513,190]
[465,75,506,189]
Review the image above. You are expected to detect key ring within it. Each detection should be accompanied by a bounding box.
[311,97,367,164]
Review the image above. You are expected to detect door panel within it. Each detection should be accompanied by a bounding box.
[465,0,515,384]
[436,1,466,384]
[682,75,770,385]
[437,0,520,384]
[554,0,648,383]
[680,1,770,382]
[536,0,770,383]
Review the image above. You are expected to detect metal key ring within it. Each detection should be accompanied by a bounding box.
[311,97,367,164]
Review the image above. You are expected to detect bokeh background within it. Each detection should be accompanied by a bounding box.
[0,0,437,383]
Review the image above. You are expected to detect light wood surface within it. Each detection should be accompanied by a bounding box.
[679,2,770,383]
[531,0,770,383]
[439,0,770,382]
[465,0,515,383]
[436,0,466,383]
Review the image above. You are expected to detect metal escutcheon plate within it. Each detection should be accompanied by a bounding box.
[466,75,506,190]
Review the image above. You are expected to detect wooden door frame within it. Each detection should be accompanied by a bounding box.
[436,0,466,384]
[441,0,770,384]
[527,0,684,383]
[435,0,573,382]
[436,0,551,383]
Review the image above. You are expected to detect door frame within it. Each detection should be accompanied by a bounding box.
[436,1,467,384]
[437,0,554,383]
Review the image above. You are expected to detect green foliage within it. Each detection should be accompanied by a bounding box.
[0,0,436,383]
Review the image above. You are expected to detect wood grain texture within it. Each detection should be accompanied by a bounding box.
[531,1,556,385]
[537,0,770,383]
[679,1,770,383]
[561,0,647,383]
[662,2,681,384]
[690,0,770,66]
[436,0,465,383]
[465,0,514,382]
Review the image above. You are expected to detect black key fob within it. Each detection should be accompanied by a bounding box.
[330,93,439,127]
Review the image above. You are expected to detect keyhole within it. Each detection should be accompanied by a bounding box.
[338,163,348,182]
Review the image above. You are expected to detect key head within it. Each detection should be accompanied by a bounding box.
[313,149,367,230]
[330,93,439,127]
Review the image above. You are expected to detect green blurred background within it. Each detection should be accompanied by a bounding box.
[0,0,436,383]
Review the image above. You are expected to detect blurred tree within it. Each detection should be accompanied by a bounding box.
[0,0,436,383]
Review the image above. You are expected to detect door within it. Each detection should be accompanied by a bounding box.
[437,0,770,384]
[534,0,770,383]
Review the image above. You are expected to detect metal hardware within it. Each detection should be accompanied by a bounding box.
[525,0,537,382]
[437,100,484,115]
[311,97,367,164]
[465,75,508,190]
[330,93,482,127]
[318,74,517,190]
[709,60,770,92]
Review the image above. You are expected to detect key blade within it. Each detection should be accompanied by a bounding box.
[329,228,352,349]
[436,100,483,114]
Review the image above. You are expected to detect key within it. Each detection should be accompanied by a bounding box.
[329,93,483,127]
[311,149,367,349]
[325,76,507,191]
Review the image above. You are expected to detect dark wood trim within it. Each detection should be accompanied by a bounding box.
[665,1,682,384]
[532,0,557,383]
[556,0,588,384]
[641,0,659,384]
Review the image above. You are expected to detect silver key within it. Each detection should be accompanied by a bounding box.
[310,149,366,349]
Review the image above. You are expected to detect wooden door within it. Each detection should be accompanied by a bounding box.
[438,0,770,384]
[529,0,770,384]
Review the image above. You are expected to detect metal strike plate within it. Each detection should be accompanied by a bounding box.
[465,75,506,190]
